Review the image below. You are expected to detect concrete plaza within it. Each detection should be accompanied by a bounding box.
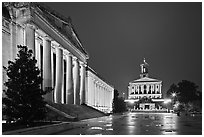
[57,112,202,135]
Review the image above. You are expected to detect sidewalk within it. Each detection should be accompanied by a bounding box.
[3,122,87,135]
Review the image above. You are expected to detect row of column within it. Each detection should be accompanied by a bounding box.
[133,94,162,99]
[14,23,111,108]
[87,76,113,112]
[131,84,162,94]
[24,23,86,105]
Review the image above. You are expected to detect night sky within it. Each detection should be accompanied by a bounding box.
[44,2,202,97]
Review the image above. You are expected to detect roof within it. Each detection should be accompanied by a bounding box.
[2,5,11,20]
[3,2,88,57]
[130,77,162,84]
[87,66,114,88]
[34,3,89,57]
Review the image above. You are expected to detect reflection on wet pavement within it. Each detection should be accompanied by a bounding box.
[58,112,202,135]
[90,127,103,130]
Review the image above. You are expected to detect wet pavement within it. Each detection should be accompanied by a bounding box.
[56,112,202,135]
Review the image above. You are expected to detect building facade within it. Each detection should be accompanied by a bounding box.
[2,2,114,113]
[86,67,114,113]
[127,59,164,110]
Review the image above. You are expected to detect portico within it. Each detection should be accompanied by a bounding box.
[2,2,114,114]
[3,3,88,105]
[86,67,114,113]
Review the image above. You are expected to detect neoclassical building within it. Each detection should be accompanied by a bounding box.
[86,67,114,113]
[127,59,164,110]
[2,2,114,113]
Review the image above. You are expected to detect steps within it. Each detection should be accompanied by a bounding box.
[46,102,106,121]
[46,104,77,121]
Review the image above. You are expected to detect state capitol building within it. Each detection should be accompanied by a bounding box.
[127,59,165,111]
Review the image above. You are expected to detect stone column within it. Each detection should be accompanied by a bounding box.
[80,62,86,104]
[111,89,114,110]
[100,85,103,107]
[151,85,153,94]
[141,85,144,94]
[73,57,80,105]
[94,81,96,106]
[103,87,105,107]
[65,53,74,104]
[104,87,106,107]
[91,79,95,106]
[98,84,100,107]
[106,88,109,107]
[94,83,97,106]
[106,89,108,108]
[101,86,103,108]
[10,22,17,60]
[43,37,53,102]
[96,82,99,107]
[88,77,91,106]
[85,74,88,105]
[25,24,35,56]
[17,24,24,46]
[160,84,162,94]
[51,50,55,90]
[54,46,63,103]
[155,84,158,94]
[147,85,149,94]
[101,85,105,107]
[35,37,41,68]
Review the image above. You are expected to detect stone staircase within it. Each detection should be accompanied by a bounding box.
[46,101,106,121]
[46,104,77,121]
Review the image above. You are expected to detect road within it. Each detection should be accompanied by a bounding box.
[56,112,202,135]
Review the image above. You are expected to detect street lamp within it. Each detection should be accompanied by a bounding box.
[171,92,178,109]
[122,92,125,99]
[172,93,176,97]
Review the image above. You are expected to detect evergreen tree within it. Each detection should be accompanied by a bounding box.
[112,89,127,113]
[3,45,48,124]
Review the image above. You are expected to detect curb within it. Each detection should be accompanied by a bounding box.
[3,122,86,135]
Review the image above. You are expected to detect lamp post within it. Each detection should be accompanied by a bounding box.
[122,92,125,99]
[172,93,176,97]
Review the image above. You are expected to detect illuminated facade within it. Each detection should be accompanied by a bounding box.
[86,67,114,113]
[2,2,113,113]
[127,58,164,110]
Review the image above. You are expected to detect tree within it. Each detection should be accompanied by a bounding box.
[3,45,49,124]
[112,89,127,113]
[166,80,202,112]
[166,83,178,98]
[177,80,201,104]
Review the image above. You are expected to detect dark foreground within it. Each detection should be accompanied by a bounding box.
[56,112,202,135]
